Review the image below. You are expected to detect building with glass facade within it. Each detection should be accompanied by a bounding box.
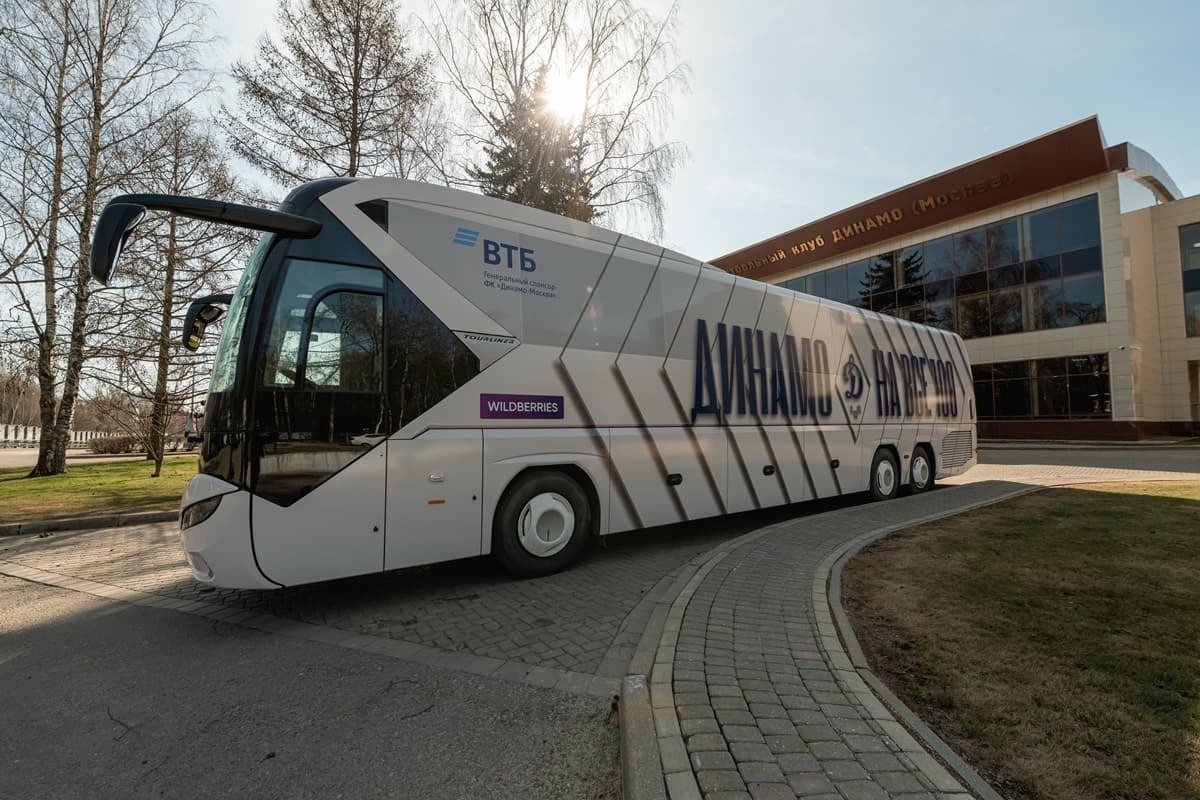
[712,117,1200,439]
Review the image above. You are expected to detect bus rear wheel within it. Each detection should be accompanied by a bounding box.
[909,445,935,493]
[493,470,592,577]
[869,448,900,501]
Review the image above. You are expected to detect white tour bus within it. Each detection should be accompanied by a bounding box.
[90,178,976,590]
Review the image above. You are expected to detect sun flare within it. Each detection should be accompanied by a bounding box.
[542,69,587,124]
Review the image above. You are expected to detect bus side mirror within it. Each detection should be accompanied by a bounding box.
[90,202,146,285]
[183,293,233,351]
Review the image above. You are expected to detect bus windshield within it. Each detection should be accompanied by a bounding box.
[210,234,274,393]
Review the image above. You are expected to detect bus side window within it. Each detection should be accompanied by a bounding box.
[303,292,383,391]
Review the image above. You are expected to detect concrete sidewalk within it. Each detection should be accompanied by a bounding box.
[631,461,1199,800]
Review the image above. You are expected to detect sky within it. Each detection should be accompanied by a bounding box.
[205,0,1200,261]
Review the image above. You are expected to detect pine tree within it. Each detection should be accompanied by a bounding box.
[468,74,596,223]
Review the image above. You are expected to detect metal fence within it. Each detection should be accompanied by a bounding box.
[0,426,102,448]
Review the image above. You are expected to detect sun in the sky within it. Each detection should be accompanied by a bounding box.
[541,68,588,125]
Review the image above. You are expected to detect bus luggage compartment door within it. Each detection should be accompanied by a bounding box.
[385,430,483,571]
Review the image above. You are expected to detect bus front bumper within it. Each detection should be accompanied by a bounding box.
[179,475,277,590]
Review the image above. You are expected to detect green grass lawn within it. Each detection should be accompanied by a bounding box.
[0,458,197,524]
[843,482,1200,800]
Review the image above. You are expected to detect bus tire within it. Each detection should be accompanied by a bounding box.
[869,448,900,501]
[909,445,935,494]
[492,469,593,577]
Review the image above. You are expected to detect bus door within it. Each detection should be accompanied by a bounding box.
[249,259,389,586]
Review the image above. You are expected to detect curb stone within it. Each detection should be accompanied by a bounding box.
[819,491,1039,800]
[0,510,178,537]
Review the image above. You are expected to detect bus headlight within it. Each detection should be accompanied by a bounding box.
[181,495,223,530]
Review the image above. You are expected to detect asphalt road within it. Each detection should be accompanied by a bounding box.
[0,575,620,800]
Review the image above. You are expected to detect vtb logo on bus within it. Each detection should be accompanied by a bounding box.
[453,227,537,272]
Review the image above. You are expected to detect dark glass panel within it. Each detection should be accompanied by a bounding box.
[924,236,956,282]
[1035,375,1069,417]
[972,364,994,382]
[1060,273,1106,326]
[1183,270,1200,293]
[1024,255,1060,282]
[897,284,924,307]
[956,295,989,339]
[986,218,1021,268]
[846,259,870,302]
[994,379,1031,417]
[1068,354,1108,375]
[1186,291,1200,337]
[898,305,926,324]
[925,300,955,331]
[780,277,806,294]
[954,228,987,274]
[975,382,996,418]
[1059,195,1100,252]
[898,246,926,287]
[1034,358,1067,378]
[1181,223,1200,271]
[386,277,480,429]
[955,271,987,296]
[1025,206,1059,259]
[989,264,1024,289]
[864,253,896,293]
[1061,246,1102,277]
[1069,374,1111,417]
[924,278,954,301]
[991,360,1029,379]
[825,266,849,302]
[1027,279,1063,330]
[807,270,826,298]
[989,289,1022,335]
[870,291,897,312]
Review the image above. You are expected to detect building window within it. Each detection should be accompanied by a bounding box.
[1181,222,1200,337]
[972,353,1110,420]
[788,194,1106,339]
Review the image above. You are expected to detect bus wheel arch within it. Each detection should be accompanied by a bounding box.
[869,446,901,501]
[491,466,598,577]
[909,443,935,493]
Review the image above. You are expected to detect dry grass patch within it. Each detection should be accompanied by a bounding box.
[0,459,197,524]
[843,482,1200,800]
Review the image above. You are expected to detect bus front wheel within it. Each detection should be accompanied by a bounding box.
[493,470,593,577]
[869,448,900,501]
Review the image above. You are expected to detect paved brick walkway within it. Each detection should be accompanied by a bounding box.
[0,502,802,686]
[646,462,1198,800]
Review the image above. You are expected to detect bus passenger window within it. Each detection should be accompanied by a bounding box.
[304,292,383,391]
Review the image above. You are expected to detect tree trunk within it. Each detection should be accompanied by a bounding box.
[29,19,74,478]
[47,6,109,475]
[148,149,180,478]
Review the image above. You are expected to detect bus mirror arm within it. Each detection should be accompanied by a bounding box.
[183,293,233,351]
[90,193,323,286]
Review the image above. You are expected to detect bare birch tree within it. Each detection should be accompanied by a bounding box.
[86,111,249,475]
[0,0,210,476]
[427,0,689,237]
[222,0,441,184]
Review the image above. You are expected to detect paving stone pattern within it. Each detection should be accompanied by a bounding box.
[658,462,1199,800]
[0,507,796,678]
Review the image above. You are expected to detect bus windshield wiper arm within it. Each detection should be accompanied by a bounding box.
[90,193,322,285]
